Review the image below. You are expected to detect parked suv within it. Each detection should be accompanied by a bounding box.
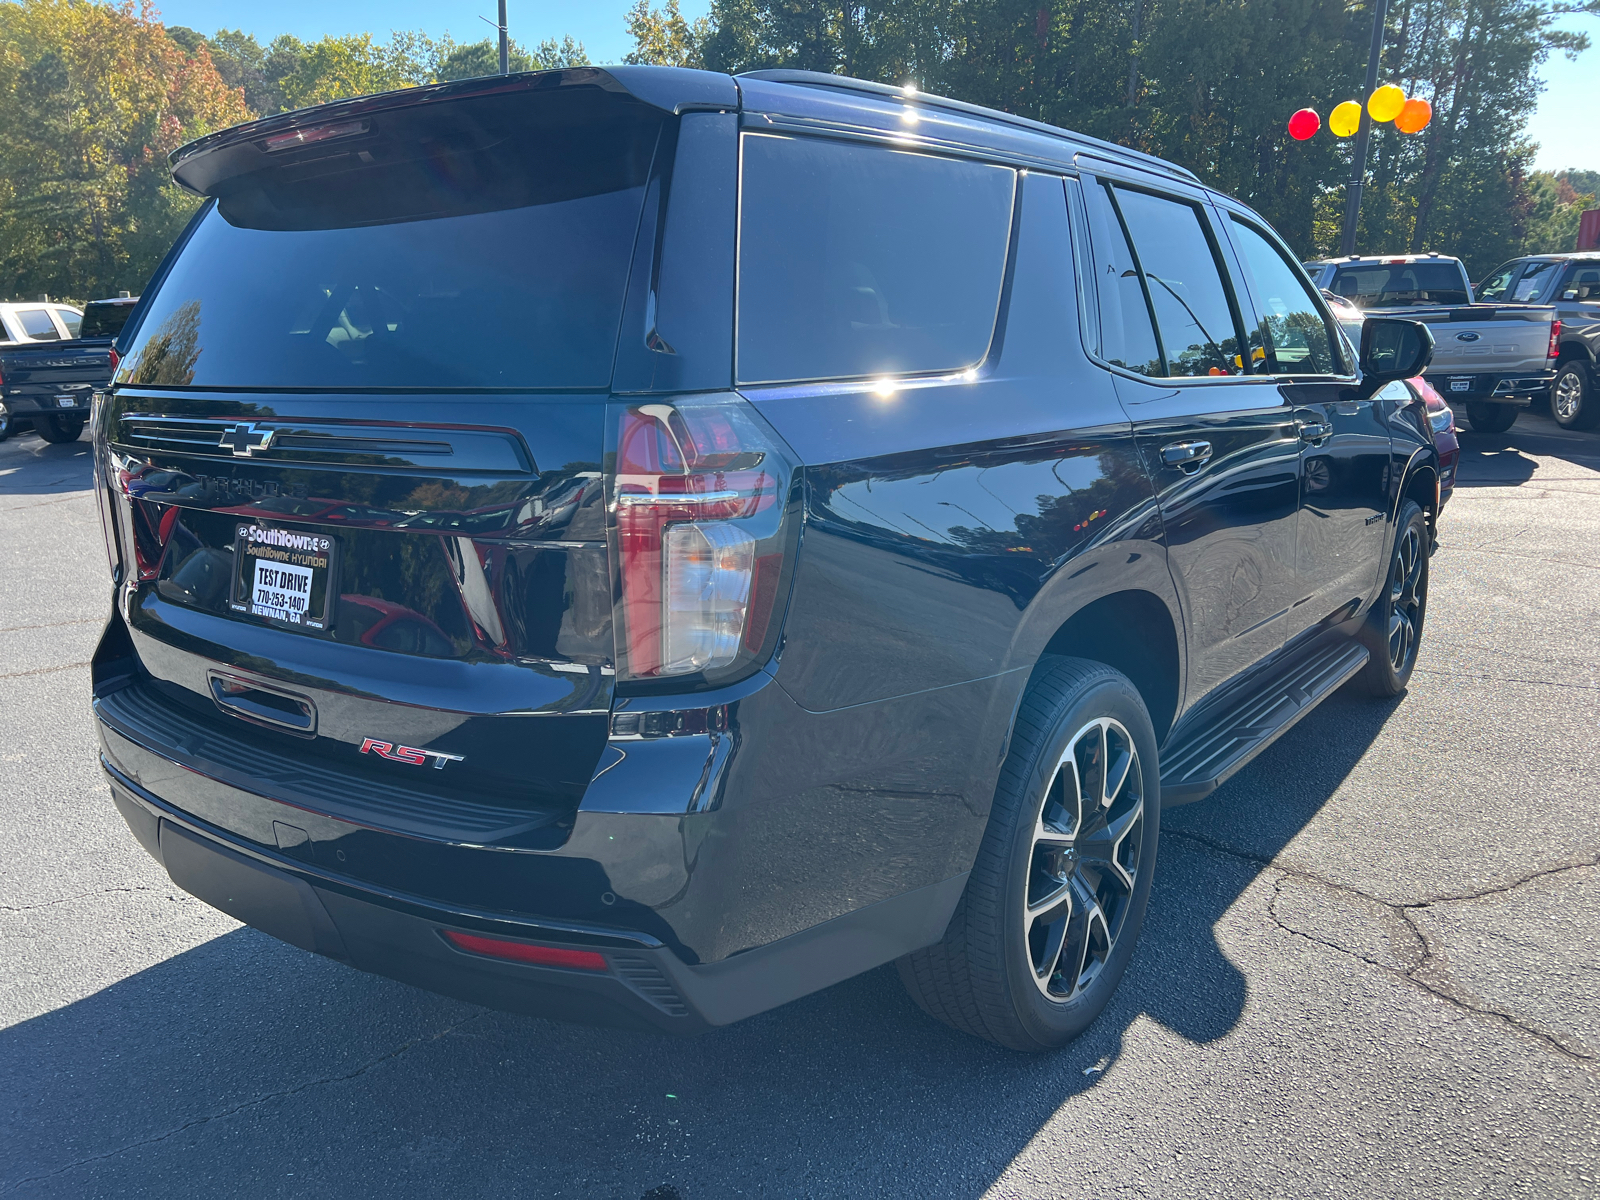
[1477,252,1600,429]
[92,67,1438,1051]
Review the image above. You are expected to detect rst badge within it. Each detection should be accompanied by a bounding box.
[359,738,465,770]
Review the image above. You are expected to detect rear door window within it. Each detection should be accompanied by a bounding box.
[1107,185,1245,377]
[736,135,1015,385]
[1081,182,1163,375]
[53,307,82,337]
[16,308,62,341]
[1228,218,1345,376]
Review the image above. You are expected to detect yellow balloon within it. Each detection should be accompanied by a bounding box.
[1329,100,1362,138]
[1368,84,1406,123]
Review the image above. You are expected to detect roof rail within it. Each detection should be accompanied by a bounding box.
[738,69,1201,185]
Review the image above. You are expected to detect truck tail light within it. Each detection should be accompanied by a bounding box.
[610,394,800,684]
[1548,320,1561,360]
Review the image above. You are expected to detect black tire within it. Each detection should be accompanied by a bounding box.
[36,414,84,443]
[1551,364,1600,431]
[0,411,11,442]
[1359,500,1429,697]
[897,657,1159,1052]
[1463,401,1517,433]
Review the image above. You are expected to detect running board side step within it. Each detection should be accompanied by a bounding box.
[1159,638,1370,808]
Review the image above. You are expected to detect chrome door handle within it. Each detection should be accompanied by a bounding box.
[1161,440,1213,469]
[1298,422,1332,442]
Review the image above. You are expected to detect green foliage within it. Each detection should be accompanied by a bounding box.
[0,0,251,302]
[626,0,714,66]
[1522,169,1599,253]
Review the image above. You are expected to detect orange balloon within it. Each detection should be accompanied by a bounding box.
[1368,84,1406,123]
[1395,97,1433,133]
[1329,101,1362,138]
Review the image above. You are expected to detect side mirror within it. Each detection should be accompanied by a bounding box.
[1355,317,1433,398]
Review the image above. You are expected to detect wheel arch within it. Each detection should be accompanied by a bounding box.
[1022,590,1182,746]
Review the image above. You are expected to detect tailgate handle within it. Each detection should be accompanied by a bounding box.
[208,673,317,736]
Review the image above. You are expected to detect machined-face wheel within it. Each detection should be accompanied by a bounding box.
[1553,370,1583,422]
[1387,523,1424,674]
[1024,716,1146,1002]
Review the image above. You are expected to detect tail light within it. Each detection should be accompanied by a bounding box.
[610,393,800,685]
[108,347,120,372]
[1548,320,1561,360]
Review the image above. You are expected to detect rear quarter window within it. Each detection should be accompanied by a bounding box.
[736,135,1015,385]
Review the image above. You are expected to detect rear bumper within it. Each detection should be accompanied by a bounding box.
[1425,370,1554,404]
[109,768,966,1033]
[1,388,93,416]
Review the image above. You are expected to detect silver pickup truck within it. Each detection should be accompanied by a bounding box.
[1304,253,1558,432]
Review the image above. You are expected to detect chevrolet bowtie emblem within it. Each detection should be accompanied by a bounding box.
[218,422,276,457]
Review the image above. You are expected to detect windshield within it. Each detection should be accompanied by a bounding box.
[1328,262,1470,308]
[119,88,661,390]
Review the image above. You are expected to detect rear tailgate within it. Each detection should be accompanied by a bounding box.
[94,73,671,849]
[1416,304,1557,377]
[1,342,114,412]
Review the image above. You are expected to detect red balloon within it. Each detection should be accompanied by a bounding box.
[1287,108,1320,141]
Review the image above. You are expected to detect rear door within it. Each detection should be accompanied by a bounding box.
[1080,172,1300,706]
[97,81,673,838]
[1220,210,1392,643]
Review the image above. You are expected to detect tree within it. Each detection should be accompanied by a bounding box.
[626,0,712,66]
[0,0,251,302]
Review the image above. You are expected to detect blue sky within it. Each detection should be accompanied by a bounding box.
[152,0,1595,171]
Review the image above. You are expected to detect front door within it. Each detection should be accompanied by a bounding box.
[1080,175,1300,707]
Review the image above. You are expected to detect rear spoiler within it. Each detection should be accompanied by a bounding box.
[169,66,739,198]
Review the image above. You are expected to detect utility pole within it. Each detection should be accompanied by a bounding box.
[1340,0,1389,256]
[498,0,509,73]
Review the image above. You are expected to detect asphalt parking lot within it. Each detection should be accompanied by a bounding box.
[2,407,1597,1199]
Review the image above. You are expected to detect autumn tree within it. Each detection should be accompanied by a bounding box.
[0,0,251,302]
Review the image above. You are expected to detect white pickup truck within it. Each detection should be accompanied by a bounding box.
[1304,253,1558,432]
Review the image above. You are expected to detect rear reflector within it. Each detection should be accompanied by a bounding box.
[442,930,608,972]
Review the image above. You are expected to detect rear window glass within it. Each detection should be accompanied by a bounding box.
[80,302,134,340]
[54,307,82,337]
[1328,262,1469,308]
[119,89,662,390]
[736,135,1015,385]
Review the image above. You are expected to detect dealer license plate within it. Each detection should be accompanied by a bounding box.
[1449,378,1472,393]
[229,523,339,632]
[55,395,76,407]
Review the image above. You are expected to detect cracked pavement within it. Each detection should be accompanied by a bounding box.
[2,409,1598,1198]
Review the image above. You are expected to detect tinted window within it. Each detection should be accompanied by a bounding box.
[79,302,134,340]
[1111,187,1242,377]
[1082,183,1161,375]
[1327,261,1469,307]
[120,89,662,390]
[737,135,1015,384]
[54,307,82,337]
[17,308,61,340]
[1230,219,1342,375]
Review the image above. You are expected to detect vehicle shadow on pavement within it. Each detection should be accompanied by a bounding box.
[1453,408,1600,487]
[0,435,94,497]
[1,683,1402,1198]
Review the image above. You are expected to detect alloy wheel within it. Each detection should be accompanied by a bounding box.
[1387,524,1424,673]
[1024,717,1146,1001]
[1553,371,1583,422]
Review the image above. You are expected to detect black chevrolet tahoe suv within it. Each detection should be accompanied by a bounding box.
[91,67,1438,1051]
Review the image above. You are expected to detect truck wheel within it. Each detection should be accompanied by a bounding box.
[1551,365,1599,431]
[1359,500,1429,697]
[897,657,1159,1052]
[1463,402,1516,434]
[0,411,11,442]
[36,415,84,444]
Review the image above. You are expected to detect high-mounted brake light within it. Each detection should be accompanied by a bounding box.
[611,396,798,682]
[263,119,370,153]
[441,930,608,971]
[1548,320,1562,360]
